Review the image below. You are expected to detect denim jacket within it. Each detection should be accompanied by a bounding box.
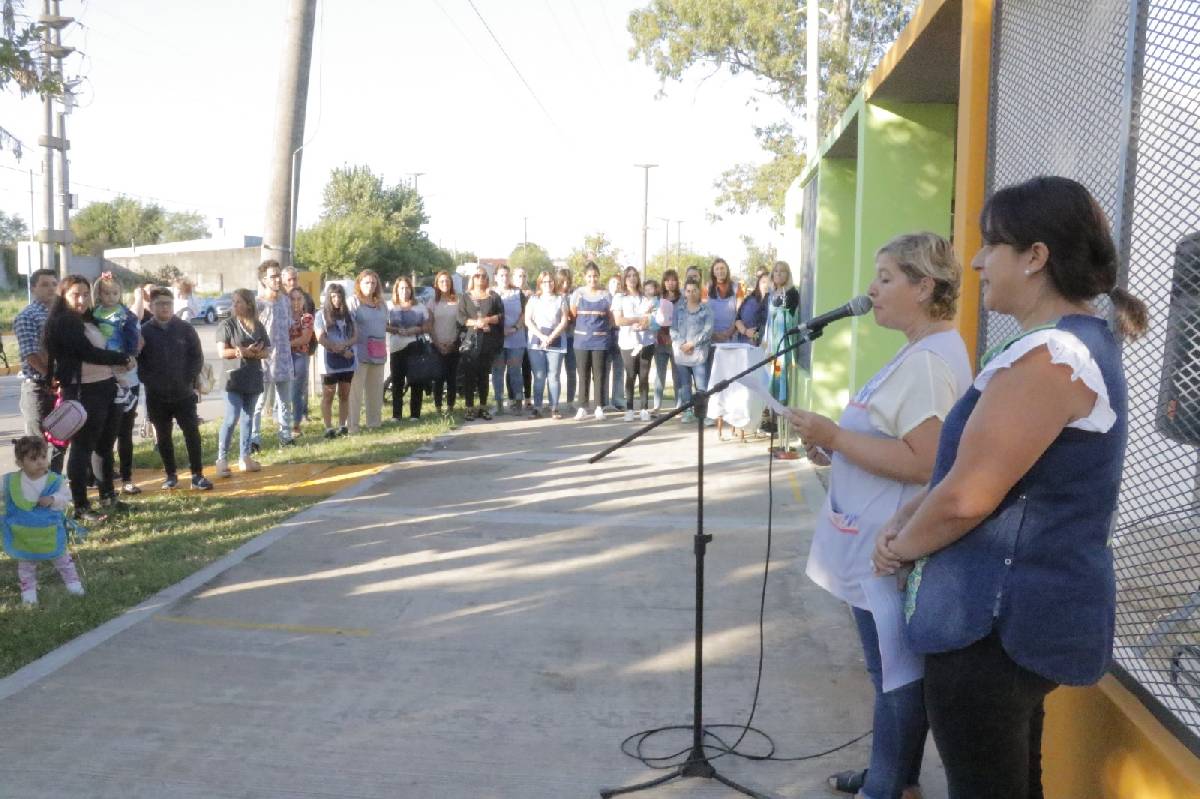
[670,302,713,350]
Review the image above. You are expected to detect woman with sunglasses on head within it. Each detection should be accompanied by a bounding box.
[570,262,613,421]
[613,266,655,422]
[457,267,504,420]
[525,270,570,418]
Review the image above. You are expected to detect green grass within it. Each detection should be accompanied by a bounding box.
[129,411,460,470]
[0,409,460,678]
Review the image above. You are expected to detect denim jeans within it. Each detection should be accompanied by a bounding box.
[252,379,293,445]
[852,606,927,799]
[527,349,564,409]
[220,390,260,461]
[491,346,525,405]
[652,346,677,409]
[291,352,309,425]
[674,359,708,408]
[604,344,624,408]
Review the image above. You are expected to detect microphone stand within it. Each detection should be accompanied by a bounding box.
[592,324,822,799]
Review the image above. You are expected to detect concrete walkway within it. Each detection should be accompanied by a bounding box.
[0,411,946,798]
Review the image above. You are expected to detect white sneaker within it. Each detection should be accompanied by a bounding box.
[20,589,37,606]
[594,406,605,421]
[639,409,651,422]
[623,410,635,422]
[239,457,261,473]
[574,407,588,421]
[215,458,232,478]
[65,581,85,596]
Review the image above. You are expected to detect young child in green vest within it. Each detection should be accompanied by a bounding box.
[3,436,82,606]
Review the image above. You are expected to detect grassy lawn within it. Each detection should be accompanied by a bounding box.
[0,411,460,678]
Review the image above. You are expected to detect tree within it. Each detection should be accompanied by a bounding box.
[295,165,452,281]
[644,246,716,282]
[740,234,778,278]
[2,1,65,159]
[70,196,209,256]
[449,249,477,267]
[0,209,26,244]
[565,232,625,285]
[508,242,553,274]
[628,0,916,224]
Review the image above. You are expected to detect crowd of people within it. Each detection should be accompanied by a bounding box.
[3,175,1144,799]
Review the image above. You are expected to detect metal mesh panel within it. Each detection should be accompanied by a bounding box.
[981,0,1131,358]
[1110,0,1200,740]
[984,0,1200,742]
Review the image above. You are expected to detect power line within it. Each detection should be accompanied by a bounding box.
[461,0,561,132]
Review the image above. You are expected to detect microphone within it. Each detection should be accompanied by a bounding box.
[789,295,873,335]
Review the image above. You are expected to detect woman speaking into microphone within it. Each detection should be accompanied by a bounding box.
[788,232,971,799]
[873,177,1147,798]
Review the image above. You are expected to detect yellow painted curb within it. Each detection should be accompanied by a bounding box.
[126,462,388,498]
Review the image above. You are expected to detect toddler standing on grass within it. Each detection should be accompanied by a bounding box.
[3,436,83,606]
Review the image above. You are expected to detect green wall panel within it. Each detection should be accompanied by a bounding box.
[807,157,859,418]
[849,100,957,393]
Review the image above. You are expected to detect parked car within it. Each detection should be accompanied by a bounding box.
[416,285,435,305]
[194,294,233,324]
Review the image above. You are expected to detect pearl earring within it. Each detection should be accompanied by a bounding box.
[1024,269,1032,276]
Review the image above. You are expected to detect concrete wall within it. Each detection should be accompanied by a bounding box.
[105,247,262,294]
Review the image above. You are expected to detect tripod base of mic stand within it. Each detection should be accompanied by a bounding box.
[599,746,770,798]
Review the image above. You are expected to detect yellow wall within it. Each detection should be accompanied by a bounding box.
[1044,677,1200,799]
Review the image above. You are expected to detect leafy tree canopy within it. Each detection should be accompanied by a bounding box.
[628,0,915,224]
[70,196,208,256]
[0,209,26,244]
[565,232,627,286]
[1,1,65,159]
[508,242,553,275]
[296,164,452,282]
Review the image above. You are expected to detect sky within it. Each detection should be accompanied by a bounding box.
[0,0,796,269]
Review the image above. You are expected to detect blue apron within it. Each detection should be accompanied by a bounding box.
[2,471,68,561]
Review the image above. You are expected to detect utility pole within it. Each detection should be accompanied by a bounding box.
[634,163,657,273]
[263,0,318,268]
[523,216,528,251]
[36,2,74,274]
[408,172,425,193]
[676,220,684,265]
[52,0,71,274]
[657,217,671,271]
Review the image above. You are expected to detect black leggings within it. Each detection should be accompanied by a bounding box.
[575,349,606,411]
[67,379,121,509]
[432,350,459,410]
[390,344,425,419]
[924,632,1056,799]
[462,349,494,408]
[621,346,653,411]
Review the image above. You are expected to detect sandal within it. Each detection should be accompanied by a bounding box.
[479,409,493,420]
[828,769,867,795]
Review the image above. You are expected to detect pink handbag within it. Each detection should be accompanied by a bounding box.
[43,397,87,447]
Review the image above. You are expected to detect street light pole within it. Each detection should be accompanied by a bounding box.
[408,172,425,192]
[634,163,657,272]
[676,220,684,265]
[657,217,671,272]
[523,216,528,251]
